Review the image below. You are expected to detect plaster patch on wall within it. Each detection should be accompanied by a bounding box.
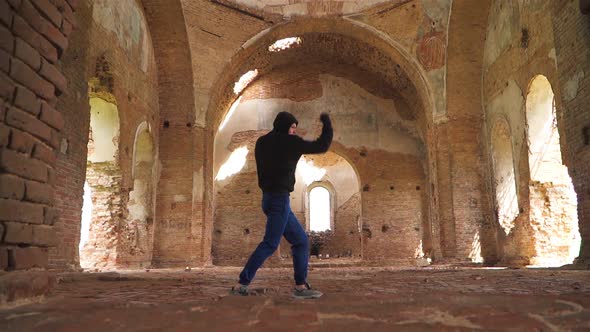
[92,0,149,72]
[484,0,519,68]
[213,74,424,182]
[427,68,446,118]
[193,167,204,202]
[174,195,188,202]
[517,0,544,12]
[548,48,557,67]
[487,80,525,167]
[128,180,149,221]
[420,0,451,28]
[563,70,585,102]
[194,89,209,128]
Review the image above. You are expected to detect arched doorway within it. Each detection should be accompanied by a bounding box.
[526,75,580,266]
[80,95,122,269]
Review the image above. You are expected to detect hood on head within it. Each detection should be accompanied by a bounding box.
[272,111,298,134]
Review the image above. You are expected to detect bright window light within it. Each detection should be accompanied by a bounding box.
[79,181,92,251]
[233,69,258,95]
[268,37,302,52]
[219,96,242,132]
[215,146,249,181]
[310,186,330,231]
[297,157,326,185]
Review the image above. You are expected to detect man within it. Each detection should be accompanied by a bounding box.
[231,111,333,299]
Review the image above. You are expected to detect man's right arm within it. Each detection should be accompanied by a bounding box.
[293,113,333,155]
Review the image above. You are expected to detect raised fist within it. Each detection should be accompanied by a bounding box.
[320,112,330,123]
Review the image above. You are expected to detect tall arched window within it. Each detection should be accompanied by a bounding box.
[80,95,121,269]
[309,186,332,232]
[526,75,580,266]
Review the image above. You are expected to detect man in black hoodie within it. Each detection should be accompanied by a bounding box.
[231,111,333,299]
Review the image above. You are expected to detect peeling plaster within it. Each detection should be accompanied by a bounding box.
[427,68,446,118]
[214,74,422,177]
[92,0,150,72]
[421,0,451,29]
[563,70,585,102]
[548,48,557,67]
[193,167,204,202]
[484,0,519,69]
[487,80,525,169]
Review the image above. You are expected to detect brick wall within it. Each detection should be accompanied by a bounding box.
[0,0,76,271]
[479,0,585,267]
[444,0,492,262]
[550,0,590,263]
[51,0,159,270]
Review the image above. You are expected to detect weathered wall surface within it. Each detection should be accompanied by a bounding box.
[482,0,580,266]
[322,192,362,257]
[550,0,590,264]
[52,0,159,269]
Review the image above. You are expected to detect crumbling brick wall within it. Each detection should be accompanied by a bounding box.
[52,0,159,270]
[482,0,580,266]
[1,0,77,272]
[322,192,362,258]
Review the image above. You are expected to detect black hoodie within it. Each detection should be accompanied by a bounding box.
[255,111,333,193]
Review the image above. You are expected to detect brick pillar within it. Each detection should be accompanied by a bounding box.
[0,0,76,276]
[550,0,590,265]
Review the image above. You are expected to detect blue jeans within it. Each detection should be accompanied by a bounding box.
[239,192,309,286]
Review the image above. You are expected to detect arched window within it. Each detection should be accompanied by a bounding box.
[526,75,580,266]
[80,95,121,269]
[309,186,332,232]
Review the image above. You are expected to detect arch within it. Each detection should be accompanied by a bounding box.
[525,75,580,266]
[207,17,436,133]
[204,18,438,263]
[80,91,122,269]
[131,121,153,179]
[122,121,156,267]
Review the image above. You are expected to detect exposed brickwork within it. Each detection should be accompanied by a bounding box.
[322,192,362,258]
[51,0,159,270]
[444,0,492,262]
[143,0,200,267]
[0,2,73,276]
[550,0,590,263]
